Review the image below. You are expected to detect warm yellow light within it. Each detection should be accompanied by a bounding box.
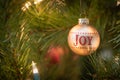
[21,1,31,11]
[32,61,39,73]
[117,0,120,6]
[21,7,26,11]
[25,2,31,9]
[34,0,43,4]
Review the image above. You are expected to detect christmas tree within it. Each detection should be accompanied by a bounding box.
[0,0,120,80]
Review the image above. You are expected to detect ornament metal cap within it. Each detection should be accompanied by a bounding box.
[78,18,89,25]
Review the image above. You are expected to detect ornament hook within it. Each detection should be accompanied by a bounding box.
[78,18,89,25]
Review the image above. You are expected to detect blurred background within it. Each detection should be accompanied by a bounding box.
[0,0,120,80]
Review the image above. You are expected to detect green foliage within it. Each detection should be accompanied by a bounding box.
[0,0,120,80]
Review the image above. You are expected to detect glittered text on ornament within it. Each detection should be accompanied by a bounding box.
[70,32,99,47]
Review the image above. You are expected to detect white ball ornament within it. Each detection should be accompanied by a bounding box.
[68,18,100,55]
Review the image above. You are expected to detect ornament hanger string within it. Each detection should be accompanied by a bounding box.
[79,0,86,18]
[79,0,82,17]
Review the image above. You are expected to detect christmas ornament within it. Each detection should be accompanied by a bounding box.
[68,18,100,55]
[100,48,113,61]
[45,46,67,64]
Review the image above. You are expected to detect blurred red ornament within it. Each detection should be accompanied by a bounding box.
[45,46,67,64]
[68,18,100,55]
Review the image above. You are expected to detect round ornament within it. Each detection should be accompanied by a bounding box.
[45,46,68,64]
[68,18,100,55]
